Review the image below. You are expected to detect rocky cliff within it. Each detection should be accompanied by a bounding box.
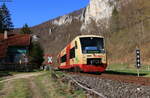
[50,0,117,32]
[81,0,115,31]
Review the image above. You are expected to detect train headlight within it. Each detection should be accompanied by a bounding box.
[82,56,86,62]
[100,49,105,54]
[102,57,106,63]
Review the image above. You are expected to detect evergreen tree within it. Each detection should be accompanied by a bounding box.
[29,42,44,69]
[0,3,14,33]
[20,24,32,34]
[0,8,4,33]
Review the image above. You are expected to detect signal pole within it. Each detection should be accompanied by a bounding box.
[136,48,141,77]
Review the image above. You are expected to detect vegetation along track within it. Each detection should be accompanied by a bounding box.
[67,72,150,86]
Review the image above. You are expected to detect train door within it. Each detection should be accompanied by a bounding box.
[66,44,71,66]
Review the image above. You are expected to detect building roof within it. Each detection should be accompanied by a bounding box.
[0,33,31,58]
[7,34,31,46]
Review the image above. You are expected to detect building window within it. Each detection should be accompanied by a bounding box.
[61,54,66,63]
[70,47,75,59]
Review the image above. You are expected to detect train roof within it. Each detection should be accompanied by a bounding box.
[57,35,104,56]
[76,35,104,38]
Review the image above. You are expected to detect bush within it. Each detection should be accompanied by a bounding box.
[29,42,44,69]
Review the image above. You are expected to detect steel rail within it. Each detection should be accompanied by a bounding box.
[65,75,107,98]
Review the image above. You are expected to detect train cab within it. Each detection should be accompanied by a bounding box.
[57,35,107,72]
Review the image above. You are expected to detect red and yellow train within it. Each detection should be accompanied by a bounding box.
[57,35,107,72]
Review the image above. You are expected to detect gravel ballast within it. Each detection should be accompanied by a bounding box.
[68,74,150,98]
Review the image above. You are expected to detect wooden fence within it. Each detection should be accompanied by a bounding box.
[0,63,33,71]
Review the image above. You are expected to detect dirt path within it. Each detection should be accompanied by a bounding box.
[0,72,86,98]
[0,72,44,83]
[0,72,45,98]
[0,81,13,98]
[29,78,43,98]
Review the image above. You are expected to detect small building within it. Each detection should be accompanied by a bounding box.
[0,33,31,64]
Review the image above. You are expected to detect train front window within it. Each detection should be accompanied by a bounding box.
[80,37,105,54]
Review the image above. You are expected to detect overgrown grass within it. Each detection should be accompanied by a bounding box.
[33,72,51,97]
[0,71,85,98]
[7,79,32,98]
[0,71,19,81]
[0,82,4,91]
[0,71,12,78]
[34,71,86,98]
[107,63,150,70]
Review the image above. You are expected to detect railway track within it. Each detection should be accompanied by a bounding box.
[65,75,106,98]
[63,71,150,98]
[67,72,150,86]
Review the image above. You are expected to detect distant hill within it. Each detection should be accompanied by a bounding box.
[15,0,150,66]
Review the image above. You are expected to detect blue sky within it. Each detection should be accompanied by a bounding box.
[0,0,89,28]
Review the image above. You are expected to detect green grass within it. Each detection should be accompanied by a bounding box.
[0,70,43,81]
[7,79,32,98]
[34,71,86,98]
[54,71,85,98]
[0,71,27,78]
[0,82,4,91]
[107,63,150,70]
[0,71,12,78]
[106,63,150,77]
[33,72,51,98]
[0,71,86,98]
[0,71,17,81]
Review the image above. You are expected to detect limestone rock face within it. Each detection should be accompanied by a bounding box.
[81,0,116,31]
[52,9,85,26]
[52,15,73,26]
[85,0,115,22]
[52,0,116,30]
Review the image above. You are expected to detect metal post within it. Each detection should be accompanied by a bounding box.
[137,68,140,77]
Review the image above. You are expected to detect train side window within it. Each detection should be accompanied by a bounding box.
[61,54,66,63]
[75,41,78,49]
[70,47,75,59]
